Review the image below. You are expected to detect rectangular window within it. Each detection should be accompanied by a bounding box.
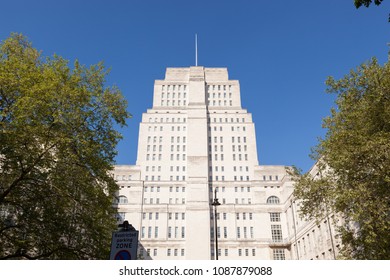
[273,249,286,260]
[271,225,283,242]
[270,212,281,222]
[148,226,152,238]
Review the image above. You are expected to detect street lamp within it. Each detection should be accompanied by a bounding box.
[211,189,221,260]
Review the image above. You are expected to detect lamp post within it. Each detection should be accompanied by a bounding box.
[211,189,221,260]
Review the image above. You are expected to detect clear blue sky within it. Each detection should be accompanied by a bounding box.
[1,0,389,172]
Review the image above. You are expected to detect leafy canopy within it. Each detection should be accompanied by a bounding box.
[291,57,390,259]
[0,33,130,259]
[354,0,384,8]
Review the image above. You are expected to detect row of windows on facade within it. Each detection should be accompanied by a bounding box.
[147,116,248,124]
[142,212,186,220]
[141,198,186,204]
[145,166,186,173]
[210,248,259,258]
[161,92,187,99]
[211,212,254,220]
[210,185,251,193]
[113,174,281,182]
[144,175,186,182]
[207,153,249,162]
[145,154,186,161]
[118,195,280,206]
[140,247,285,260]
[160,100,188,106]
[146,144,187,153]
[208,117,246,123]
[208,145,248,153]
[138,212,280,223]
[209,197,252,205]
[209,136,247,144]
[206,100,233,107]
[147,136,186,144]
[144,185,186,193]
[207,91,233,100]
[161,84,187,92]
[206,84,232,92]
[147,125,186,132]
[207,125,247,132]
[210,226,255,239]
[140,226,185,239]
[209,175,250,181]
[139,247,184,258]
[117,196,280,206]
[148,117,187,123]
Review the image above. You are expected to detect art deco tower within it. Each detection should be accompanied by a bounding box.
[114,66,297,260]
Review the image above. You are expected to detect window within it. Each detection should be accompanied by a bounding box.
[271,225,283,242]
[273,249,285,260]
[118,195,128,204]
[167,249,171,256]
[267,196,280,204]
[144,225,151,238]
[155,227,159,238]
[270,212,281,222]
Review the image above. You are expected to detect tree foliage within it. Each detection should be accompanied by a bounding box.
[291,58,390,259]
[354,0,384,8]
[0,34,130,259]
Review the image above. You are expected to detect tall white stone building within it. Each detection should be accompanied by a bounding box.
[113,66,340,260]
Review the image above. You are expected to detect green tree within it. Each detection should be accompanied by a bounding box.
[291,57,390,259]
[0,34,130,259]
[354,0,384,8]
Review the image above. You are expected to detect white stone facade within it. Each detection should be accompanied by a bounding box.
[113,66,340,260]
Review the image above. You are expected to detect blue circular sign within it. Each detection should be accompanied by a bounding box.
[115,250,131,260]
